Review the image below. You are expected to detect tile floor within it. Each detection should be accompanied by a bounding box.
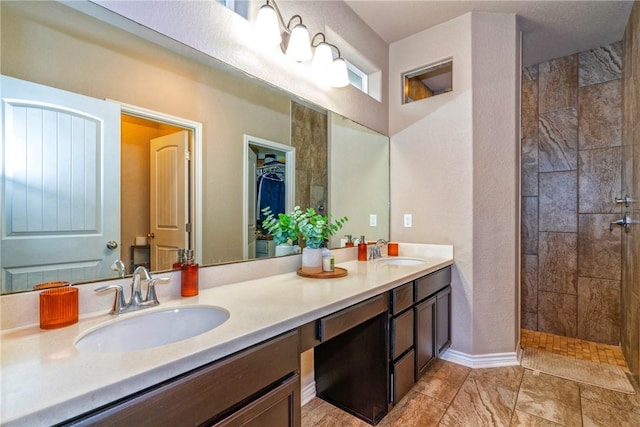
[301,331,640,426]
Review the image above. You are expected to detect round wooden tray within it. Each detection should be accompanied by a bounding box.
[296,266,348,279]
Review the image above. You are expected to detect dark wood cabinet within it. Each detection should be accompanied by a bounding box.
[64,331,300,427]
[415,295,436,378]
[414,267,452,380]
[212,375,300,427]
[314,295,389,425]
[436,285,451,356]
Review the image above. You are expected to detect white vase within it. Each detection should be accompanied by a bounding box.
[301,247,323,274]
[275,243,294,257]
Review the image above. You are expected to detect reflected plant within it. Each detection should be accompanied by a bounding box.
[294,206,347,249]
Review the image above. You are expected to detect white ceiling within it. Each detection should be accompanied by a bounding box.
[345,0,633,66]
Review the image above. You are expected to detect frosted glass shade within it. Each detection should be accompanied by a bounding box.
[329,58,349,88]
[285,24,312,62]
[312,42,333,81]
[255,4,281,48]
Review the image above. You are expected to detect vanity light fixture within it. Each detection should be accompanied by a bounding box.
[254,0,349,88]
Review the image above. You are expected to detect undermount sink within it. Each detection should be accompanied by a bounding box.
[75,306,230,353]
[378,257,426,266]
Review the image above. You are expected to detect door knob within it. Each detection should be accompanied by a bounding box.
[147,233,155,239]
[106,240,118,250]
[610,216,631,233]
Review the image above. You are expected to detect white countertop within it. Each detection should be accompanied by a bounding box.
[0,244,453,426]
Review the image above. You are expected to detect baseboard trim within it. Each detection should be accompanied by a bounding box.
[439,349,520,368]
[301,381,317,406]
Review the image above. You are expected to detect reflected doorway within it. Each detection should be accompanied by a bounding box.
[243,135,295,260]
[120,111,199,272]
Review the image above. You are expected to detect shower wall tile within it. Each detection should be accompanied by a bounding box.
[521,197,538,254]
[539,108,578,171]
[522,254,538,316]
[578,42,623,86]
[523,64,539,81]
[538,291,577,337]
[522,79,539,138]
[521,136,539,196]
[522,311,537,330]
[577,277,621,345]
[539,171,577,232]
[578,214,622,280]
[539,55,578,114]
[578,147,622,213]
[578,79,622,149]
[539,232,577,295]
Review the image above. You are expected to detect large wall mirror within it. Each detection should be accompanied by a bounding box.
[0,0,390,294]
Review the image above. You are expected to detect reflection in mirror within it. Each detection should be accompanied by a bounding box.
[0,0,389,294]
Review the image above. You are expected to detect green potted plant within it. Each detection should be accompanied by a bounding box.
[261,207,298,256]
[294,206,348,273]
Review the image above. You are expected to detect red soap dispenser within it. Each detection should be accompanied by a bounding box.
[358,235,368,261]
[181,249,199,297]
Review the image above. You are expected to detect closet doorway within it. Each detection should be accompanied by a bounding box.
[243,135,295,260]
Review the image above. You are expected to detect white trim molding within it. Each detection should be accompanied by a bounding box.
[301,381,317,406]
[439,349,520,369]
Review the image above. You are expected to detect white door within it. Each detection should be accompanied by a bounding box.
[247,149,257,259]
[150,131,188,270]
[0,75,121,292]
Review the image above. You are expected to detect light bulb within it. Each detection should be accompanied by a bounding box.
[255,4,281,48]
[312,42,333,82]
[329,58,349,88]
[285,24,312,62]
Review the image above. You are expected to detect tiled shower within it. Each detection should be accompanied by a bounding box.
[520,42,623,345]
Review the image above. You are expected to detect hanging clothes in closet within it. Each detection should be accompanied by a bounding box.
[257,161,286,224]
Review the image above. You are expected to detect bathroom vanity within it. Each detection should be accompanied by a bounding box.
[0,244,453,426]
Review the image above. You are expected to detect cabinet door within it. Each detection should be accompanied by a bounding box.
[213,375,300,427]
[436,286,451,356]
[415,296,436,380]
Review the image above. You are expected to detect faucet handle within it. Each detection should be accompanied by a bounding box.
[95,284,127,315]
[144,277,170,306]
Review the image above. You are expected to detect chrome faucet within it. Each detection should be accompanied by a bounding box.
[370,239,388,260]
[95,266,168,315]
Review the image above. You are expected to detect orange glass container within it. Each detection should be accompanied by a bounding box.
[181,263,199,297]
[388,242,399,256]
[39,286,78,329]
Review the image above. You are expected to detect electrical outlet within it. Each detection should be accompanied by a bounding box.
[369,214,377,227]
[403,214,412,228]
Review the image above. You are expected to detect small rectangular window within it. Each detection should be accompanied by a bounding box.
[218,0,249,19]
[346,60,368,93]
[402,59,452,104]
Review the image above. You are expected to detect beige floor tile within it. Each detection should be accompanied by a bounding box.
[440,373,520,426]
[580,381,640,414]
[515,371,581,426]
[301,398,370,427]
[581,399,640,427]
[379,390,448,426]
[510,410,564,426]
[414,361,471,404]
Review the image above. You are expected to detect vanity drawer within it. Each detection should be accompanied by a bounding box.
[391,349,415,405]
[318,294,388,342]
[415,267,451,302]
[390,282,413,315]
[391,309,414,360]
